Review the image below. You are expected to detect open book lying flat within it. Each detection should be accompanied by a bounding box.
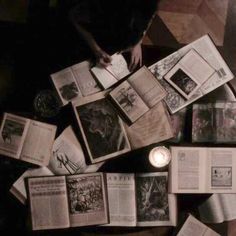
[169,146,236,193]
[51,60,101,106]
[91,53,131,89]
[72,92,173,163]
[109,66,167,124]
[0,113,56,166]
[27,172,109,230]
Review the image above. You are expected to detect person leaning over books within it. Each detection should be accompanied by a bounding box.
[69,0,158,71]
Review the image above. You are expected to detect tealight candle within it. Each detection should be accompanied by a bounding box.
[149,146,171,168]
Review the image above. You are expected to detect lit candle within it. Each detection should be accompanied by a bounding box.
[149,146,171,168]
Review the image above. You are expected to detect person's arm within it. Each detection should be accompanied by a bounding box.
[127,11,156,71]
[69,5,112,67]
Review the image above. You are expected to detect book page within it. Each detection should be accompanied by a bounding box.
[71,61,101,96]
[136,172,177,227]
[149,35,234,114]
[177,215,220,236]
[91,66,118,89]
[106,53,130,80]
[198,194,226,223]
[110,80,149,123]
[72,92,131,163]
[51,67,82,105]
[206,148,236,193]
[28,176,70,230]
[106,173,136,226]
[170,147,207,193]
[20,120,57,166]
[0,113,30,159]
[128,66,166,108]
[66,173,109,227]
[10,167,54,204]
[49,126,103,175]
[124,101,173,149]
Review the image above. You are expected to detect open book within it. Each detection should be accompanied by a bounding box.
[72,92,173,163]
[149,35,234,114]
[51,60,101,106]
[199,193,236,223]
[177,214,220,236]
[10,126,104,204]
[169,146,236,193]
[27,172,109,230]
[106,172,177,227]
[109,66,167,123]
[192,102,236,143]
[164,49,214,100]
[0,113,56,166]
[91,53,131,89]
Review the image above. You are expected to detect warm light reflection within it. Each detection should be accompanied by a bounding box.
[149,146,171,168]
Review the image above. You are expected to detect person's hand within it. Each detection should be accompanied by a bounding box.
[128,43,142,71]
[95,49,112,67]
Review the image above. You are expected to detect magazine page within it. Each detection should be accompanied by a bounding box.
[71,61,101,96]
[110,80,150,123]
[177,214,220,236]
[199,194,236,223]
[192,103,215,143]
[206,148,236,193]
[28,176,70,230]
[10,167,54,204]
[20,120,57,166]
[124,101,173,149]
[170,147,207,193]
[214,102,236,143]
[51,67,82,105]
[66,173,109,227]
[136,172,177,227]
[105,173,136,226]
[149,35,234,114]
[0,113,30,159]
[128,66,166,108]
[49,126,103,175]
[72,92,131,163]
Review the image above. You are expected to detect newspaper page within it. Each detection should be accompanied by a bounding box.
[71,60,101,96]
[136,172,177,227]
[49,126,103,175]
[177,215,220,236]
[28,176,70,230]
[10,167,54,204]
[72,92,131,163]
[206,148,236,193]
[199,194,236,223]
[0,113,30,159]
[20,120,57,166]
[66,173,109,227]
[106,173,136,226]
[51,67,82,105]
[124,101,173,149]
[149,34,234,114]
[170,147,207,193]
